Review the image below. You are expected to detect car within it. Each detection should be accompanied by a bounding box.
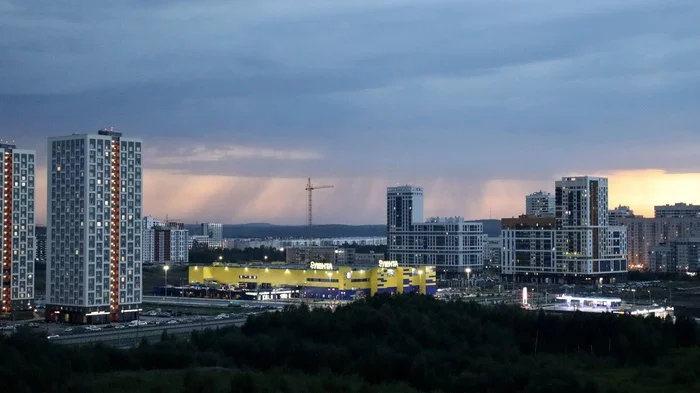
[47,335,60,340]
[63,327,74,333]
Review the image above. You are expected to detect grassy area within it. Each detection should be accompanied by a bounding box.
[142,265,189,294]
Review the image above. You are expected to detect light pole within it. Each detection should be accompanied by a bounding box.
[631,289,636,306]
[647,290,651,305]
[163,265,170,297]
[465,268,472,292]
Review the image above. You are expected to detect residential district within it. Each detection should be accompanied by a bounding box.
[0,130,697,332]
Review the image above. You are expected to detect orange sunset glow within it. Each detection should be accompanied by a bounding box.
[32,168,700,225]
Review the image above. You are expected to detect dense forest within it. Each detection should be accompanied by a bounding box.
[2,294,700,393]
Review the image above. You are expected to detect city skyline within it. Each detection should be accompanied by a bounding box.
[2,1,700,225]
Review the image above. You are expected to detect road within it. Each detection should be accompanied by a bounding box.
[142,296,341,309]
[50,318,246,346]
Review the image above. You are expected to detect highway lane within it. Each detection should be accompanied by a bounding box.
[51,318,245,346]
[142,296,340,309]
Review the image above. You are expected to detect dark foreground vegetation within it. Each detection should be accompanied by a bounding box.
[2,294,700,393]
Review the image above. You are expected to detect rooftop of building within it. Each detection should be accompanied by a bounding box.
[655,202,698,208]
[387,185,423,192]
[195,262,434,272]
[527,190,553,196]
[424,216,468,223]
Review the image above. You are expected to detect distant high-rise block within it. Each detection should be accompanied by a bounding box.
[502,176,627,283]
[386,186,424,230]
[201,222,223,248]
[0,143,36,312]
[46,130,143,324]
[387,186,484,272]
[608,205,636,226]
[525,191,555,217]
[654,203,700,219]
[142,217,189,265]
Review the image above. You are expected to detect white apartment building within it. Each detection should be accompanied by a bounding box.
[143,216,161,230]
[526,191,555,217]
[201,222,223,247]
[502,176,627,283]
[386,186,484,272]
[46,130,143,324]
[0,143,36,312]
[142,217,189,265]
[189,234,219,249]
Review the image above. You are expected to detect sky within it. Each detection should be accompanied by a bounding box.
[2,0,700,225]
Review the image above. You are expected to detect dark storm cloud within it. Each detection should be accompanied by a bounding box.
[1,0,699,181]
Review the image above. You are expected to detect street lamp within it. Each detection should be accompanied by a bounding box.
[163,265,170,297]
[631,289,636,306]
[264,255,268,262]
[647,290,652,305]
[465,268,472,292]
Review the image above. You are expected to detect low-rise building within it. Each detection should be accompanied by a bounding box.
[356,251,384,265]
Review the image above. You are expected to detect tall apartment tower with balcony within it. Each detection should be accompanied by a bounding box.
[0,143,36,313]
[46,130,143,324]
[555,176,627,281]
[387,186,424,266]
[525,191,555,217]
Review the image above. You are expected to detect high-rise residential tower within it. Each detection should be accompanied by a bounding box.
[554,176,627,279]
[201,222,223,248]
[502,176,627,283]
[46,130,143,324]
[525,191,555,217]
[0,143,36,312]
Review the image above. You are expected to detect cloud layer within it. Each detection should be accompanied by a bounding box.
[3,0,700,223]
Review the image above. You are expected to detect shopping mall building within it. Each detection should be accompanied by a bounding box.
[185,261,437,301]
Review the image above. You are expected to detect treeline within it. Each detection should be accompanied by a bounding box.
[2,295,700,392]
[189,246,285,264]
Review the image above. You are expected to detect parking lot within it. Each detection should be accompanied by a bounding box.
[0,303,280,339]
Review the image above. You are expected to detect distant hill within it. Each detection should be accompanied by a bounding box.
[185,219,501,239]
[185,224,386,239]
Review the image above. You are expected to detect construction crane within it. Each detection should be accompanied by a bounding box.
[305,177,334,262]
